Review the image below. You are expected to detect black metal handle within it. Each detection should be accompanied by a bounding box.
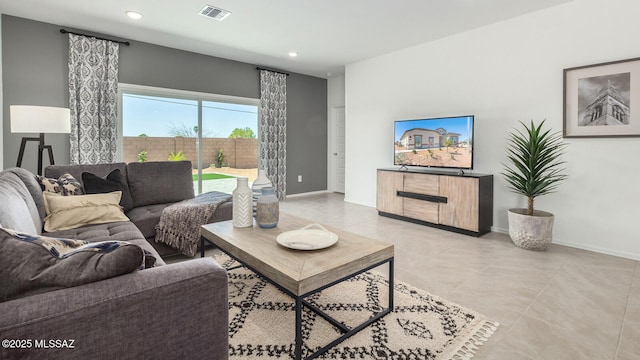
[397,191,448,204]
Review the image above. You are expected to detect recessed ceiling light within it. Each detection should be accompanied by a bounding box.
[288,51,299,58]
[126,11,143,20]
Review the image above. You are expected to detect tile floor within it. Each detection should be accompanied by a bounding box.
[176,192,640,359]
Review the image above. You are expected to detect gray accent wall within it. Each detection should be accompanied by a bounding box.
[286,74,327,194]
[1,15,327,195]
[2,16,69,174]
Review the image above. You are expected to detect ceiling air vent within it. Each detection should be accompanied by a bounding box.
[199,5,231,21]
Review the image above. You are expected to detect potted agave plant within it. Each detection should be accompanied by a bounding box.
[502,120,567,250]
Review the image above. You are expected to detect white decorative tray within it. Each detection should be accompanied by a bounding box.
[276,224,338,250]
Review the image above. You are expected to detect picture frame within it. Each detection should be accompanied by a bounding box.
[563,56,640,138]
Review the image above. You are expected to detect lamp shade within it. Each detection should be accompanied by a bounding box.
[10,105,71,134]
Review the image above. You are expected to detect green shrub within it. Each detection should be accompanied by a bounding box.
[216,149,226,167]
[168,151,186,161]
[137,150,148,162]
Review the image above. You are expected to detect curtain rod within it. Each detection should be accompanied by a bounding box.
[60,29,130,46]
[256,66,290,76]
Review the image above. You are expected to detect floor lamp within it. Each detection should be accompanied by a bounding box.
[10,105,71,175]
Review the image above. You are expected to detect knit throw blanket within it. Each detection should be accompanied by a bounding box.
[155,191,232,256]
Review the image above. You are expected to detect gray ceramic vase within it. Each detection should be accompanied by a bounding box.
[256,186,279,228]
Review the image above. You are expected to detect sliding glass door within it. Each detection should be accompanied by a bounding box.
[119,84,259,194]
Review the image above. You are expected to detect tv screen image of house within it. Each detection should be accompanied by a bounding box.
[394,115,474,170]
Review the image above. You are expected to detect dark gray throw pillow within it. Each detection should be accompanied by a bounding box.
[0,228,148,302]
[82,169,134,212]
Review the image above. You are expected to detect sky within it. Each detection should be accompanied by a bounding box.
[394,116,474,142]
[122,94,258,138]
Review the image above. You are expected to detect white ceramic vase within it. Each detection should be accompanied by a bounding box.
[251,169,272,217]
[507,208,554,251]
[232,177,253,227]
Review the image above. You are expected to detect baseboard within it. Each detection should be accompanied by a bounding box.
[491,226,508,234]
[551,240,640,261]
[492,226,640,261]
[285,190,330,198]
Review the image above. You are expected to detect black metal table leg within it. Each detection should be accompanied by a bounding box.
[389,258,395,309]
[212,246,395,360]
[295,296,303,360]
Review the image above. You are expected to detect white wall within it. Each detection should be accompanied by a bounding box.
[345,0,640,260]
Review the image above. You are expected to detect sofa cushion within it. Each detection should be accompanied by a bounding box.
[47,221,165,266]
[0,228,146,302]
[45,163,127,187]
[126,203,174,239]
[0,171,41,234]
[127,161,195,207]
[43,191,129,232]
[36,173,84,196]
[5,167,47,220]
[83,169,134,212]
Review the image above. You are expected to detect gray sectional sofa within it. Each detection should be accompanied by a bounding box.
[44,160,233,257]
[0,161,231,360]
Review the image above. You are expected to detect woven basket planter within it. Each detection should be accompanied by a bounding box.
[507,208,554,251]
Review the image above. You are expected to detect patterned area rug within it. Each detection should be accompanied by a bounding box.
[215,254,499,359]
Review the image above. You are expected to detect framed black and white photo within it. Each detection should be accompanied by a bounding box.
[563,57,640,138]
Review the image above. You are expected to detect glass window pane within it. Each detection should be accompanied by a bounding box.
[201,101,258,194]
[122,94,198,164]
[202,101,258,138]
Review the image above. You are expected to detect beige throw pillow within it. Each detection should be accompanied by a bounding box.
[43,191,129,232]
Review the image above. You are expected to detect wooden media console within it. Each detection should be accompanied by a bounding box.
[376,168,493,236]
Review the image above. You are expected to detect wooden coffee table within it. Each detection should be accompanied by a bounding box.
[200,213,395,360]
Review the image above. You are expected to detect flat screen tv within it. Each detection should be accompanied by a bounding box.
[394,115,474,170]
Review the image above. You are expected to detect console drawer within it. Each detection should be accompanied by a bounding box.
[404,173,439,195]
[403,198,439,223]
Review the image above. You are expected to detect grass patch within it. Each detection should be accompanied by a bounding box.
[193,173,235,181]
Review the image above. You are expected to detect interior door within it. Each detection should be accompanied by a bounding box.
[335,107,346,193]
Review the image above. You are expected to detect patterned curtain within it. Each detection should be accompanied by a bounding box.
[259,70,287,200]
[68,34,119,164]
